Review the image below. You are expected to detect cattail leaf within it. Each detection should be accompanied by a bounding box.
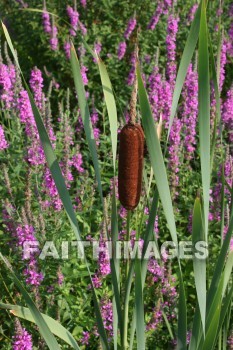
[0,255,61,350]
[198,0,210,239]
[96,56,118,172]
[110,185,123,346]
[70,42,103,205]
[168,2,201,138]
[206,211,233,314]
[0,303,80,350]
[217,283,233,340]
[209,33,222,171]
[136,64,177,245]
[135,259,145,350]
[192,197,206,335]
[129,189,159,349]
[177,263,187,350]
[2,22,109,350]
[189,305,202,350]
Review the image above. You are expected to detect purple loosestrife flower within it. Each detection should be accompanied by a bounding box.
[43,167,63,211]
[181,64,198,159]
[98,233,111,276]
[67,5,79,36]
[16,224,44,286]
[50,24,58,51]
[148,0,175,30]
[160,79,172,127]
[148,64,163,122]
[0,63,14,109]
[72,152,84,173]
[118,41,127,60]
[100,297,113,338]
[79,20,87,36]
[80,0,87,8]
[42,1,51,34]
[29,67,43,110]
[187,3,198,25]
[166,14,179,88]
[64,41,71,59]
[127,51,137,86]
[219,38,228,92]
[13,321,33,350]
[148,5,163,30]
[168,117,182,191]
[222,86,233,145]
[81,331,90,345]
[0,125,8,150]
[91,108,100,145]
[80,65,88,85]
[93,41,102,63]
[124,16,137,40]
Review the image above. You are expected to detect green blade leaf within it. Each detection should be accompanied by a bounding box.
[70,43,103,205]
[168,2,201,137]
[0,303,80,350]
[135,259,145,350]
[0,255,61,350]
[136,63,177,246]
[96,56,118,171]
[177,264,187,350]
[198,0,210,239]
[192,197,206,334]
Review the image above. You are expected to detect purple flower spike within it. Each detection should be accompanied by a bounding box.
[118,41,127,60]
[124,17,137,40]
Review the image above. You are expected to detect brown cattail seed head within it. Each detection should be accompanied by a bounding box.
[118,123,144,210]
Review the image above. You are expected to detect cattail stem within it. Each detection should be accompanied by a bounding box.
[129,45,139,124]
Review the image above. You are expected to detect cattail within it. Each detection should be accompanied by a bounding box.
[118,123,144,210]
[118,44,144,211]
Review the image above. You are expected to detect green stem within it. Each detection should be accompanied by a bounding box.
[122,210,132,349]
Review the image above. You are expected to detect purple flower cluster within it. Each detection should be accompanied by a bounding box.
[0,63,15,109]
[148,63,173,127]
[64,41,71,59]
[181,64,198,159]
[124,17,137,40]
[13,322,33,350]
[127,51,137,86]
[146,257,177,330]
[29,67,43,110]
[43,167,63,211]
[0,125,8,150]
[72,152,84,173]
[50,24,58,51]
[91,108,100,145]
[67,5,79,36]
[168,117,182,190]
[81,65,88,85]
[100,297,113,339]
[148,0,175,30]
[42,1,51,34]
[16,224,44,286]
[219,38,228,92]
[187,3,198,25]
[222,86,233,144]
[80,0,87,8]
[118,41,127,60]
[80,331,90,345]
[166,14,179,87]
